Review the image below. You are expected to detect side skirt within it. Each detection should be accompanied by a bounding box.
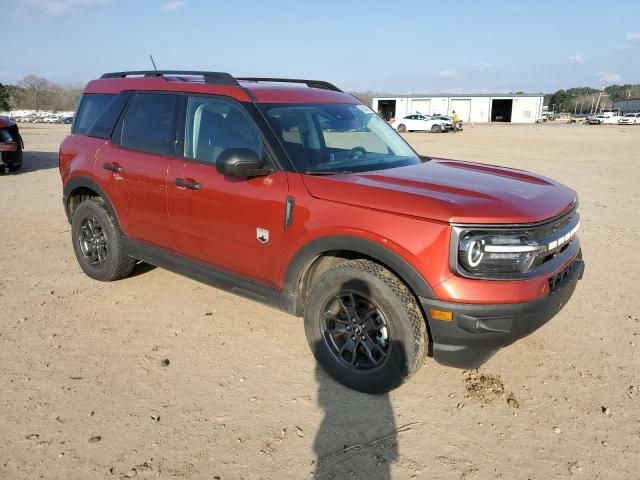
[125,239,296,314]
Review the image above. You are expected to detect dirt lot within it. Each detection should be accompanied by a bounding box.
[1,123,639,479]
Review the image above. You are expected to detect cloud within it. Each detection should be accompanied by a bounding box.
[438,69,456,78]
[569,54,586,65]
[161,0,185,11]
[626,32,640,43]
[472,62,493,73]
[596,71,621,84]
[12,0,110,16]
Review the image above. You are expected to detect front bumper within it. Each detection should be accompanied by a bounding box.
[419,257,585,369]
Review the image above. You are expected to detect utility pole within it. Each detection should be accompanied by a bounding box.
[594,91,603,114]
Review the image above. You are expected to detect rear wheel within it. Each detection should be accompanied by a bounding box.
[304,259,428,394]
[431,124,442,133]
[397,124,407,133]
[71,198,136,281]
[2,145,22,172]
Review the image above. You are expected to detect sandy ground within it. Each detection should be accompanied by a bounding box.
[1,122,639,480]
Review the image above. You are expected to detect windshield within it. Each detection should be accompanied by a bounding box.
[260,103,421,174]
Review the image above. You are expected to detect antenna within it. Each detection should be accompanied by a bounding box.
[149,55,158,71]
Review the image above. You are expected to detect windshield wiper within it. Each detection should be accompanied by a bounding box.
[303,169,353,175]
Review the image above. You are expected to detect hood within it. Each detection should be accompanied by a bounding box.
[302,159,577,224]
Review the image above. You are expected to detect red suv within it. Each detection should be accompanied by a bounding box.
[59,71,584,393]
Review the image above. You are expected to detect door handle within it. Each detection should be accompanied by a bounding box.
[103,162,123,172]
[175,178,202,190]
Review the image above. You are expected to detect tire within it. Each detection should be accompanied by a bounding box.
[71,197,136,282]
[7,147,22,172]
[431,124,442,133]
[397,124,406,133]
[304,259,428,394]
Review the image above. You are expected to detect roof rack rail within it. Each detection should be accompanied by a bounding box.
[100,70,239,86]
[236,77,342,92]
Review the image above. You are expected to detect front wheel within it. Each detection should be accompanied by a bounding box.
[431,124,442,133]
[304,260,428,394]
[71,198,136,281]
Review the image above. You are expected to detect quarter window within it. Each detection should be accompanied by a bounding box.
[120,93,178,155]
[184,96,262,164]
[73,94,115,135]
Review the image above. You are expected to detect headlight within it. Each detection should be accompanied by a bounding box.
[458,232,540,275]
[451,212,581,280]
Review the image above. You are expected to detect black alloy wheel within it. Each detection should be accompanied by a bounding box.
[78,216,108,266]
[322,291,391,371]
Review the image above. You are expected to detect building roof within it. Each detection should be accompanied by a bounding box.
[373,93,544,99]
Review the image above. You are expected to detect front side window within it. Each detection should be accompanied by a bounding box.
[120,93,177,154]
[261,103,420,174]
[184,96,262,164]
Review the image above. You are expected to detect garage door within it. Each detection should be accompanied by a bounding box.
[410,99,430,116]
[450,99,471,122]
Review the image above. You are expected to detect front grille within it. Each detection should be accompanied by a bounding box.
[528,207,577,241]
[548,260,576,292]
[529,208,580,269]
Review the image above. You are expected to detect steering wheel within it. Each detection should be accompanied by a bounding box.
[347,146,367,159]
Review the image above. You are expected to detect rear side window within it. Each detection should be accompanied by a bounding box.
[73,94,115,135]
[120,93,178,155]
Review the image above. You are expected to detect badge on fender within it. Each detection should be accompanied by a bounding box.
[257,228,269,244]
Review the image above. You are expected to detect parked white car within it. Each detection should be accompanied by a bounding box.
[588,114,621,125]
[391,114,449,133]
[618,113,640,125]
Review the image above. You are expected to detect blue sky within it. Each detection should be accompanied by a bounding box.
[3,0,640,93]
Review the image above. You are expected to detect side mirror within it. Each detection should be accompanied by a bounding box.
[216,148,270,177]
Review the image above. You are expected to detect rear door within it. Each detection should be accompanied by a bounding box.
[97,92,178,249]
[166,95,288,286]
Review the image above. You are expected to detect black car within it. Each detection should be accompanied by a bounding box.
[0,115,23,173]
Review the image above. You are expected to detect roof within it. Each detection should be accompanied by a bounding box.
[374,93,544,99]
[84,71,359,104]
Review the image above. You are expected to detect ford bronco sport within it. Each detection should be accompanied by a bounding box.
[59,71,584,393]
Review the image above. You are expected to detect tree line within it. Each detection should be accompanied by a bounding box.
[0,76,82,112]
[546,84,640,114]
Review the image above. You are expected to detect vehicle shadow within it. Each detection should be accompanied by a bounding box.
[312,278,405,479]
[11,151,59,174]
[129,261,157,278]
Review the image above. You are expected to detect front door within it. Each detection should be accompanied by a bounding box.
[167,95,288,286]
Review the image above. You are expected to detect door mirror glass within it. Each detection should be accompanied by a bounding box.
[216,148,266,177]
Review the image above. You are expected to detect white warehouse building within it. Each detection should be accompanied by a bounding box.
[372,93,544,124]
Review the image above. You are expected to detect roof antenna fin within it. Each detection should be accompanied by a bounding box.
[149,55,158,71]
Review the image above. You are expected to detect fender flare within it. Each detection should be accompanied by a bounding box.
[283,235,436,309]
[62,176,120,226]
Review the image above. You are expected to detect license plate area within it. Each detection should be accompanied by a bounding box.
[0,142,17,152]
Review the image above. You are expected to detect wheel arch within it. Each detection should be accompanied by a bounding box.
[63,176,120,228]
[282,235,435,316]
